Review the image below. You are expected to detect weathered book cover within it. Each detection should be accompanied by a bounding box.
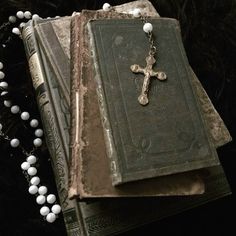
[69,10,207,199]
[88,18,221,185]
[28,6,231,236]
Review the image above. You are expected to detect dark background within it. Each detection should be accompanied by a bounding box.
[0,0,235,235]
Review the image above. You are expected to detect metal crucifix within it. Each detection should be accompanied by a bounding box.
[130,54,167,106]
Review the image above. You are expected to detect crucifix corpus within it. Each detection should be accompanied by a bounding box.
[130,54,167,106]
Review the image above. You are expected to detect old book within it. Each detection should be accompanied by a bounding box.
[26,7,231,236]
[69,10,208,198]
[69,9,231,198]
[88,18,221,185]
[22,19,84,236]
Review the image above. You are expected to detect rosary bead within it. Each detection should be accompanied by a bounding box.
[27,167,37,176]
[28,185,38,195]
[103,3,111,11]
[16,11,24,19]
[32,14,40,20]
[12,27,21,35]
[132,8,141,18]
[0,81,8,89]
[0,71,5,79]
[35,129,43,137]
[38,186,48,195]
[11,105,20,114]
[24,11,32,19]
[51,204,61,215]
[46,212,56,223]
[33,138,42,147]
[30,119,39,128]
[19,22,26,28]
[8,16,17,23]
[36,195,46,205]
[4,100,12,107]
[1,91,8,96]
[21,111,30,120]
[0,62,3,70]
[10,138,20,147]
[30,176,40,185]
[40,206,50,216]
[143,22,153,33]
[27,155,37,164]
[21,161,30,170]
[47,194,56,204]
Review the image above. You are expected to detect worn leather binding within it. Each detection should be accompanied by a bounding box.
[69,10,208,199]
[88,18,222,185]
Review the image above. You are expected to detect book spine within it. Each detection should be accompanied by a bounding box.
[68,15,84,198]
[22,20,86,236]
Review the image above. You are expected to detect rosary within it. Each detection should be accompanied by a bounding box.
[0,11,61,223]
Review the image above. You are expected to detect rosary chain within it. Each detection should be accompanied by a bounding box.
[140,16,157,56]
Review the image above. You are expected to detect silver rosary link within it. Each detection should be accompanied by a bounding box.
[140,16,157,56]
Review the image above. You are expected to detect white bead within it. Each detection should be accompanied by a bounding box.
[21,111,30,120]
[4,100,12,107]
[0,62,3,70]
[32,14,40,20]
[21,161,30,170]
[132,8,141,18]
[38,186,48,195]
[19,22,26,28]
[16,11,24,19]
[51,204,61,215]
[33,138,42,147]
[36,195,46,205]
[1,91,8,96]
[9,16,17,23]
[24,11,32,19]
[46,212,56,223]
[102,3,111,11]
[10,138,20,147]
[30,176,40,185]
[12,27,21,35]
[27,167,37,176]
[35,129,43,137]
[143,22,153,33]
[0,71,5,79]
[30,119,39,128]
[40,206,50,216]
[28,185,38,194]
[11,105,20,114]
[0,123,2,131]
[0,81,8,89]
[27,155,37,164]
[47,194,56,204]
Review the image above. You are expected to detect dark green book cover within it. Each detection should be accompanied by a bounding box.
[89,18,220,185]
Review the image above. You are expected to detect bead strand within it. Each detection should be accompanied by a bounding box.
[102,3,154,34]
[0,12,61,223]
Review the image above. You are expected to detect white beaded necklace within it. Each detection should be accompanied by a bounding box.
[0,11,61,223]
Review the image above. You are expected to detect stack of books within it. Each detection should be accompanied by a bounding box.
[22,1,232,235]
